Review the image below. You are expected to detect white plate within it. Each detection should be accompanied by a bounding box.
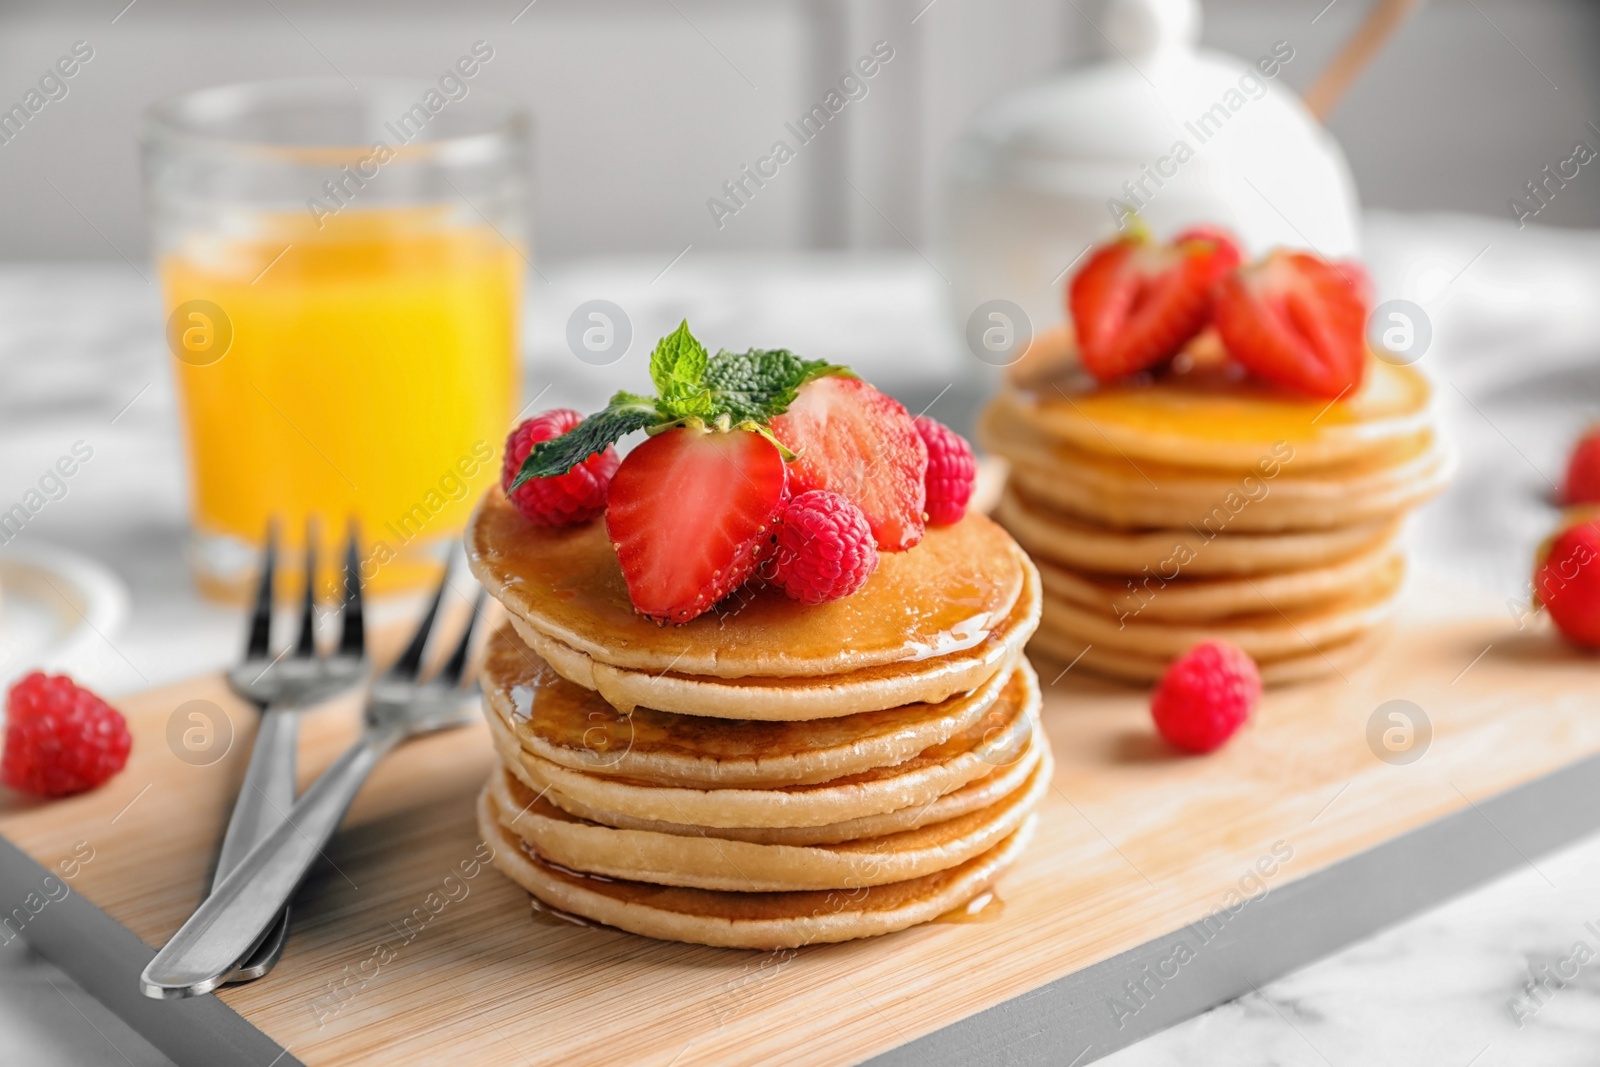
[0,544,130,697]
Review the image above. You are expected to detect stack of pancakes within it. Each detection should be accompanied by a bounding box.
[465,488,1047,949]
[981,340,1449,684]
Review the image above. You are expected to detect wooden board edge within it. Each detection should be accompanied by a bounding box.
[867,742,1600,1066]
[0,834,302,1067]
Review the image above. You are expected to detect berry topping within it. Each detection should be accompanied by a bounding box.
[1068,227,1241,381]
[1561,427,1600,506]
[1535,519,1600,648]
[1150,640,1261,754]
[770,376,928,551]
[502,409,619,526]
[3,672,131,797]
[605,426,787,623]
[914,416,977,526]
[1212,249,1369,398]
[769,490,880,604]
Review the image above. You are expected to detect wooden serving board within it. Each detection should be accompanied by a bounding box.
[1,574,1597,1067]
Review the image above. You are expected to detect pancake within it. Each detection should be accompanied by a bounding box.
[485,660,1042,829]
[544,737,1046,847]
[467,489,1029,679]
[996,484,1402,577]
[481,624,1019,787]
[994,423,1452,532]
[991,342,1435,472]
[1035,555,1404,662]
[1034,543,1404,623]
[508,558,1041,720]
[488,750,1050,892]
[1031,624,1386,686]
[480,785,1037,949]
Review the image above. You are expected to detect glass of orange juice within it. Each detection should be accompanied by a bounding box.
[139,76,527,598]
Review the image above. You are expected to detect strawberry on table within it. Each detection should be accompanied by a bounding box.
[605,426,787,623]
[1068,227,1241,381]
[1212,249,1369,399]
[770,376,928,551]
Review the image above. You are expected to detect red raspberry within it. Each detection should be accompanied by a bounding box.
[1150,640,1261,754]
[1562,427,1600,505]
[913,416,977,526]
[1536,519,1600,647]
[3,672,131,797]
[770,490,879,605]
[501,409,618,526]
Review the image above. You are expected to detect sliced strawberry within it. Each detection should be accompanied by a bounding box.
[1068,228,1241,381]
[605,427,787,623]
[769,376,928,551]
[1212,250,1369,398]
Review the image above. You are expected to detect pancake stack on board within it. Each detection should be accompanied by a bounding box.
[466,487,1047,949]
[982,333,1450,685]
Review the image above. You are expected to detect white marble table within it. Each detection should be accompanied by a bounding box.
[2,211,1599,1065]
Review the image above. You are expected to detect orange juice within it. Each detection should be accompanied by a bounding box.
[161,208,521,596]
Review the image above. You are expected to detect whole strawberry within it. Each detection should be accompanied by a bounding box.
[770,490,879,604]
[502,409,618,526]
[913,417,977,525]
[3,672,131,797]
[1150,641,1261,754]
[1536,520,1600,648]
[1561,427,1600,506]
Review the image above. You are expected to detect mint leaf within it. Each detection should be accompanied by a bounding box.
[509,391,657,488]
[705,348,849,421]
[649,320,714,420]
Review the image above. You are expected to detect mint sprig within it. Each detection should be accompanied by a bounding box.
[509,321,848,489]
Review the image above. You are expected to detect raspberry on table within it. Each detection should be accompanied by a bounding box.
[1561,427,1600,506]
[913,416,977,526]
[1150,640,1262,754]
[501,409,619,526]
[1536,519,1600,648]
[2,672,131,797]
[770,490,880,605]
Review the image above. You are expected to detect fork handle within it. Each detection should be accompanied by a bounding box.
[213,704,298,889]
[141,727,401,1000]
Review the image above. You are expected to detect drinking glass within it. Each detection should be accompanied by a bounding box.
[141,77,529,598]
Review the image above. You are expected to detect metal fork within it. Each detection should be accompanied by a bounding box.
[216,521,367,983]
[141,561,485,1000]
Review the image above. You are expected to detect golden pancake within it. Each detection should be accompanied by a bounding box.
[1035,555,1404,662]
[991,344,1434,472]
[488,751,1049,892]
[485,660,1041,829]
[996,483,1401,577]
[481,625,1018,787]
[479,785,1037,949]
[1034,544,1404,623]
[507,559,1041,720]
[545,737,1046,847]
[993,422,1452,532]
[1030,624,1385,686]
[467,488,1028,679]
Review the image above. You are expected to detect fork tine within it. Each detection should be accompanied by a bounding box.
[437,588,487,687]
[338,520,365,659]
[293,517,319,658]
[244,521,277,660]
[388,560,452,679]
